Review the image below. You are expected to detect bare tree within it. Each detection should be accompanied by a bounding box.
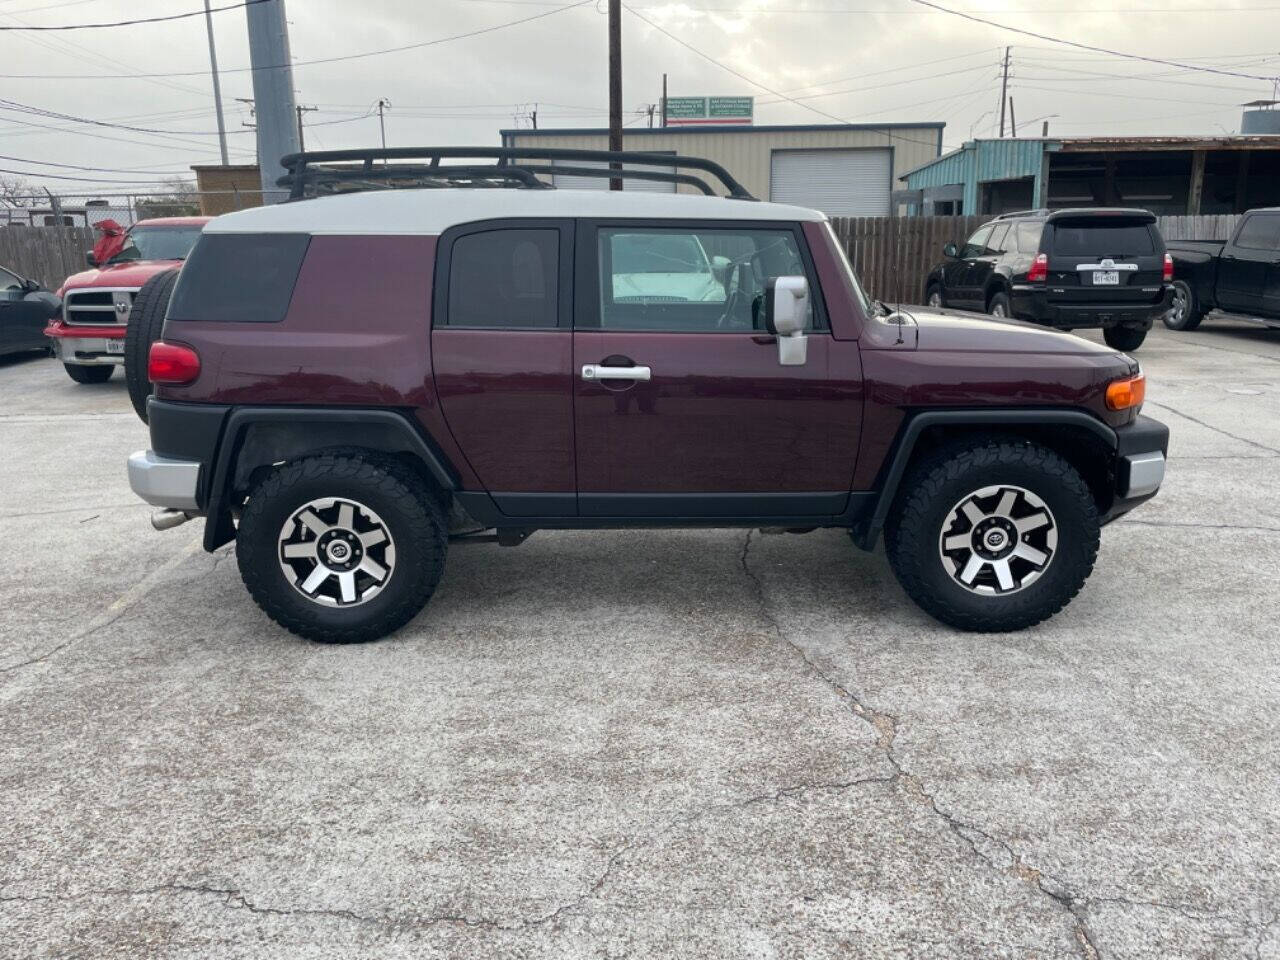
[0,173,34,208]
[135,177,201,219]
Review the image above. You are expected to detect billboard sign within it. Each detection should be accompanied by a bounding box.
[663,96,753,126]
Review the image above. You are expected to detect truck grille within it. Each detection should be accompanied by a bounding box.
[64,288,138,326]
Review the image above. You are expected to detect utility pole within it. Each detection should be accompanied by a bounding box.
[608,0,622,190]
[661,73,668,128]
[645,103,656,128]
[245,0,300,203]
[376,97,391,149]
[295,104,318,152]
[530,103,537,130]
[1008,97,1017,138]
[203,0,229,166]
[998,46,1010,138]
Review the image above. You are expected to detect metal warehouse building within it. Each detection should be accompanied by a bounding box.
[500,123,944,216]
[898,135,1280,217]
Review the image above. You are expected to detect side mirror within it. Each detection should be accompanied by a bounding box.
[84,250,97,268]
[943,242,959,259]
[765,276,809,366]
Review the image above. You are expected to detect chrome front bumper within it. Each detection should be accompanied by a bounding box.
[1120,451,1165,498]
[127,450,201,511]
[51,335,126,365]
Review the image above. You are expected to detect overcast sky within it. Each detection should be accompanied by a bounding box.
[0,0,1276,197]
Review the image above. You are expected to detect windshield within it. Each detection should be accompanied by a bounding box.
[822,222,874,316]
[111,225,204,263]
[610,233,710,274]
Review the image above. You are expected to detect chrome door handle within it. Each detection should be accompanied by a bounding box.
[581,364,651,381]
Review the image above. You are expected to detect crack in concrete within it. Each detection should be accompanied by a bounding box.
[1145,400,1280,457]
[739,529,1103,960]
[1117,518,1280,534]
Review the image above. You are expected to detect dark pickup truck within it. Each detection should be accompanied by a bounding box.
[1166,207,1280,331]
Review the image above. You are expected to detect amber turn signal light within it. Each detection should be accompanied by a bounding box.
[1105,373,1145,411]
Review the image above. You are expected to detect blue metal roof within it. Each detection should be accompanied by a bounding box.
[902,139,1052,189]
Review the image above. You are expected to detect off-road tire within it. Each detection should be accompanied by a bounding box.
[124,268,180,423]
[236,453,448,643]
[63,363,113,384]
[988,291,1012,318]
[1163,279,1203,331]
[1103,325,1147,351]
[884,438,1099,632]
[926,283,945,309]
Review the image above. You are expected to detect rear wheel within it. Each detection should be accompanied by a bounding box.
[988,291,1012,318]
[236,453,447,643]
[1103,326,1147,351]
[885,438,1099,632]
[63,363,113,384]
[926,284,945,309]
[1164,280,1203,331]
[124,268,180,423]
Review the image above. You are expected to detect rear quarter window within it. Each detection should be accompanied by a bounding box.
[167,233,310,324]
[1048,221,1156,258]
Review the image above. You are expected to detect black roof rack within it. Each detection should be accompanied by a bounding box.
[277,146,756,201]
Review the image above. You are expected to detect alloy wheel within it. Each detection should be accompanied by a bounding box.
[938,484,1057,595]
[1170,284,1188,324]
[928,291,942,308]
[277,497,396,607]
[990,302,1007,318]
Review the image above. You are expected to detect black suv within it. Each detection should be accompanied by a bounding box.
[924,208,1174,351]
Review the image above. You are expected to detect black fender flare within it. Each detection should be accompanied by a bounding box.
[850,408,1118,551]
[202,407,458,551]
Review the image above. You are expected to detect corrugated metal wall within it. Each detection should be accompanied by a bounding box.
[505,127,941,201]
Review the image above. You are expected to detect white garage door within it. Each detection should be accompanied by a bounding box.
[769,149,891,216]
[551,159,676,193]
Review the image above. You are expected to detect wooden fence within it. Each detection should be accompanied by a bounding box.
[0,213,1247,299]
[827,214,1243,304]
[0,225,95,290]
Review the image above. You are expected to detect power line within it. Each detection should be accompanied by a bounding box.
[0,153,192,175]
[0,0,267,29]
[0,0,594,79]
[0,165,193,185]
[910,0,1280,81]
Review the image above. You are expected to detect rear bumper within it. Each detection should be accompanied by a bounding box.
[46,322,126,365]
[1010,286,1172,329]
[127,450,201,511]
[1103,413,1169,522]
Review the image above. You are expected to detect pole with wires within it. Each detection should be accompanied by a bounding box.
[203,0,229,165]
[376,98,391,149]
[295,104,317,152]
[998,46,1010,138]
[608,0,622,190]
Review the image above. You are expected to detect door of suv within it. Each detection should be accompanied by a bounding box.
[572,220,862,519]
[949,223,993,308]
[430,219,577,516]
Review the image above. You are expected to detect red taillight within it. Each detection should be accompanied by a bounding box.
[148,341,200,385]
[1162,253,1174,282]
[1027,253,1048,283]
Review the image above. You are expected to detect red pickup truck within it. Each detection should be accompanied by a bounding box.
[45,216,208,384]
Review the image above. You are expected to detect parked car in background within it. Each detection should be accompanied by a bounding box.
[126,147,1168,644]
[924,208,1174,351]
[1165,207,1280,331]
[44,216,208,384]
[0,263,59,359]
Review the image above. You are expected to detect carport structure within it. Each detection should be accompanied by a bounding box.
[898,135,1280,216]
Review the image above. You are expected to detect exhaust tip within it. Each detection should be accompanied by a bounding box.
[151,508,193,531]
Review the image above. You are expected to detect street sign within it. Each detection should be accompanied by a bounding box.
[663,96,753,126]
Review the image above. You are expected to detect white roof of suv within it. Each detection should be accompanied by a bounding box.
[205,188,827,236]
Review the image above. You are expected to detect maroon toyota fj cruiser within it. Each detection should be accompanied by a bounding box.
[126,148,1168,642]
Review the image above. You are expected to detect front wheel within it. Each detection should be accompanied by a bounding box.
[236,453,448,643]
[1103,326,1147,351]
[1164,280,1203,331]
[926,284,945,309]
[885,439,1100,632]
[63,363,113,384]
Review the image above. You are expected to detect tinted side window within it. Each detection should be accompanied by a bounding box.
[1234,214,1280,251]
[1050,222,1156,257]
[987,223,1011,254]
[1014,221,1044,254]
[596,227,812,333]
[446,229,558,329]
[168,233,310,324]
[961,225,994,258]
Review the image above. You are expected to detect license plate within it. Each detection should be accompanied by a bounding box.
[106,339,125,354]
[1092,271,1120,286]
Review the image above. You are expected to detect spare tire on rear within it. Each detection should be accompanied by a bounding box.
[124,268,180,423]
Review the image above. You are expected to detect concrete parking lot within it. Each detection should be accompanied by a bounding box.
[1,321,1277,960]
